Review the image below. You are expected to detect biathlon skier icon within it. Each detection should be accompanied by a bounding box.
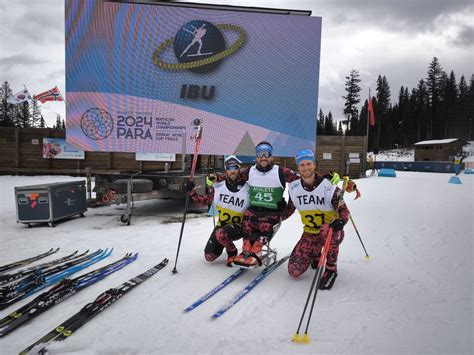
[180,24,213,58]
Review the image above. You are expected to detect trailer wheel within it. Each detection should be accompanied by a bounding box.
[112,179,153,194]
[120,214,131,225]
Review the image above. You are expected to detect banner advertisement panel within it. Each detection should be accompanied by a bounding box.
[136,152,176,162]
[43,138,85,159]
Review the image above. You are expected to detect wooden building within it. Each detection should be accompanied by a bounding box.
[276,135,366,178]
[413,138,467,161]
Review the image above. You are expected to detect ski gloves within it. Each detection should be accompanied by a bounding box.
[329,218,345,233]
[345,180,361,200]
[328,171,341,185]
[185,181,195,192]
[206,173,217,187]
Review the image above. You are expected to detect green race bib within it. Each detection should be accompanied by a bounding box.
[249,186,284,209]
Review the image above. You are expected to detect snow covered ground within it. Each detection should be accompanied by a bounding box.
[0,172,472,354]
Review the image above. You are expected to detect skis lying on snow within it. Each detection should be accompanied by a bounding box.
[211,256,289,319]
[184,255,289,318]
[184,267,248,312]
[0,249,87,286]
[0,253,137,337]
[0,249,112,311]
[19,258,169,355]
[0,249,101,300]
[0,248,60,274]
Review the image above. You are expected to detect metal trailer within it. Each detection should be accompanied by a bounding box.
[93,169,212,225]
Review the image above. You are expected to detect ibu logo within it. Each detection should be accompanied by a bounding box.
[153,20,246,74]
[174,20,225,74]
[180,84,215,100]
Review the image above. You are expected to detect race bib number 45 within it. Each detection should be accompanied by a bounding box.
[249,186,283,209]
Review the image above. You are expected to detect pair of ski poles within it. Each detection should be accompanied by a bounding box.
[292,176,369,343]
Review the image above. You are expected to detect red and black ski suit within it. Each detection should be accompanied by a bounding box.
[282,175,350,278]
[190,181,244,262]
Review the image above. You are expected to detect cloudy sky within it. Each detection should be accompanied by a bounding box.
[0,0,472,127]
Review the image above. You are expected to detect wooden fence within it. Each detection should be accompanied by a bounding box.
[0,128,366,178]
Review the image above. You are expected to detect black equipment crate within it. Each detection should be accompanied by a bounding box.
[15,181,87,227]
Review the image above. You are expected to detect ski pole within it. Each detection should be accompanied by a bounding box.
[292,254,324,343]
[292,228,333,343]
[172,125,203,274]
[301,227,334,339]
[206,158,216,228]
[212,203,216,228]
[349,215,370,260]
[292,177,349,343]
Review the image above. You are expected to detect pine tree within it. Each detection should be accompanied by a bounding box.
[30,99,42,127]
[39,115,46,128]
[413,79,430,142]
[0,81,14,127]
[17,101,31,128]
[359,99,370,147]
[375,75,391,149]
[317,108,325,135]
[457,75,469,140]
[337,121,343,136]
[426,57,444,139]
[458,75,468,118]
[441,71,458,137]
[343,69,362,134]
[54,114,62,129]
[325,111,336,135]
[401,87,411,146]
[407,87,419,144]
[466,74,474,140]
[62,119,66,130]
[395,86,411,147]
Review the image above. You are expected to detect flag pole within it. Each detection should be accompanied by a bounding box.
[23,84,33,103]
[364,88,371,174]
[23,84,31,98]
[366,88,370,140]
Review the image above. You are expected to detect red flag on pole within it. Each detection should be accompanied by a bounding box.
[368,97,376,126]
[34,86,64,104]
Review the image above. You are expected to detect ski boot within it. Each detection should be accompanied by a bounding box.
[226,249,238,267]
[319,268,337,290]
[233,238,265,269]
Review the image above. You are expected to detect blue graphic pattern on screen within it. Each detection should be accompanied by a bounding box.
[65,1,321,153]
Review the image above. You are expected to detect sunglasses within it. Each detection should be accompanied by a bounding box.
[225,164,240,171]
[256,151,272,158]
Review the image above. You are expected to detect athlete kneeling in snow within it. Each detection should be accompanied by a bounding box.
[283,149,350,290]
[187,156,249,266]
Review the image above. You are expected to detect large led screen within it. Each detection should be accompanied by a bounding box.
[65,0,322,156]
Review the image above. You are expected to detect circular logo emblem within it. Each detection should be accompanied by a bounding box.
[173,20,225,73]
[80,108,114,140]
[153,20,246,73]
